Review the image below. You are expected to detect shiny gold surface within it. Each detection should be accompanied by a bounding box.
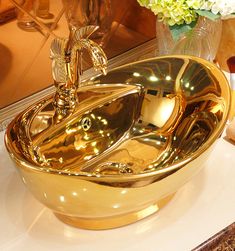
[5,56,230,229]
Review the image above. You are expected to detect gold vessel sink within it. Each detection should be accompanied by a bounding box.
[5,56,230,229]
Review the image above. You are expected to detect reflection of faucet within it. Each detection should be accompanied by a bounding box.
[50,25,108,123]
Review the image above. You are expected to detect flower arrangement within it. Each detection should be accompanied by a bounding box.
[137,0,235,39]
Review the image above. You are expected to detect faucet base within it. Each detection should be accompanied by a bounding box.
[54,193,175,230]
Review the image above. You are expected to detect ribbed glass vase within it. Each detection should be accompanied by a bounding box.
[155,16,222,62]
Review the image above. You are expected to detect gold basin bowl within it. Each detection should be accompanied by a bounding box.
[5,56,230,229]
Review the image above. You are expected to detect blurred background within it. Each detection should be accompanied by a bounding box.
[0,0,234,109]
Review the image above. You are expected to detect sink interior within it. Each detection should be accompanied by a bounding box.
[13,84,144,172]
[8,57,229,176]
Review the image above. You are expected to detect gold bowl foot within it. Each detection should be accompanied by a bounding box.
[54,194,174,230]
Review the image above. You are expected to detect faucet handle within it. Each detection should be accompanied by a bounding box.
[50,38,69,84]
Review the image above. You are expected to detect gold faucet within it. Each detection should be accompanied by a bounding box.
[50,25,108,123]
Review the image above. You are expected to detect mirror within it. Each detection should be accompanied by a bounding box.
[0,0,155,109]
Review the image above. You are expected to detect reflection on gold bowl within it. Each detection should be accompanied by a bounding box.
[5,56,230,229]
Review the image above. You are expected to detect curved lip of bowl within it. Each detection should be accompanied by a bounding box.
[5,55,231,181]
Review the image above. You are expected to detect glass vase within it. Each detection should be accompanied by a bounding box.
[155,16,222,62]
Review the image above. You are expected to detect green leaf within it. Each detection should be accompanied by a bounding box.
[195,10,220,21]
[169,21,197,41]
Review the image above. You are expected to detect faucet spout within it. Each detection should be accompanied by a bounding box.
[50,25,108,123]
[80,39,108,75]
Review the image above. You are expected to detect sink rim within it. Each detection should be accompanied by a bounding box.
[5,55,231,181]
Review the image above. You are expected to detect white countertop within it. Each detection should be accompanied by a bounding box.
[0,130,235,251]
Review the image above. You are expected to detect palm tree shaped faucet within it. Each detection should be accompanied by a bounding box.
[50,25,108,123]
